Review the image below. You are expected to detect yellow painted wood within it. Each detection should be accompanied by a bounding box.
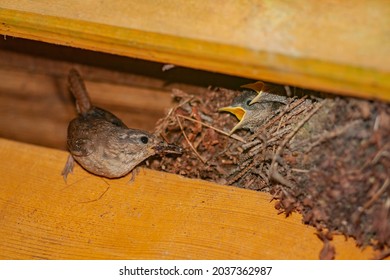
[0,138,378,259]
[0,1,389,101]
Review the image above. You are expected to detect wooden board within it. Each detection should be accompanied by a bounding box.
[0,138,379,259]
[0,0,389,101]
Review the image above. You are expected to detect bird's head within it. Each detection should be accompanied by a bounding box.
[219,91,258,135]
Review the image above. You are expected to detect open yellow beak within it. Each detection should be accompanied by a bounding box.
[241,81,265,105]
[219,106,245,121]
[219,106,247,135]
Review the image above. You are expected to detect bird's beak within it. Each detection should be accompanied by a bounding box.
[219,106,245,121]
[241,81,265,105]
[218,106,247,135]
[153,142,182,155]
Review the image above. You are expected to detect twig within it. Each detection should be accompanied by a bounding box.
[291,168,310,173]
[374,114,380,131]
[250,96,308,141]
[284,85,292,97]
[79,186,110,204]
[353,178,390,225]
[372,143,390,165]
[267,125,293,144]
[270,168,296,189]
[154,94,195,135]
[159,133,170,144]
[304,120,361,153]
[242,139,262,150]
[360,142,390,170]
[227,160,257,185]
[363,178,389,210]
[176,115,207,164]
[177,114,246,143]
[268,100,326,182]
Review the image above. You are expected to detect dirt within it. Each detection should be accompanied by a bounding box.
[148,84,390,259]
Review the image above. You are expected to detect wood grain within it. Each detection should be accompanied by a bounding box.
[0,0,389,101]
[0,138,378,259]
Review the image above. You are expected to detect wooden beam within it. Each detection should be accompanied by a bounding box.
[0,0,389,101]
[0,138,378,259]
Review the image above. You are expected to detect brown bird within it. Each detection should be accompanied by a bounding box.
[241,81,288,106]
[62,69,181,180]
[219,90,287,135]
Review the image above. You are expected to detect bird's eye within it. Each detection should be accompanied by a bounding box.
[140,136,149,144]
[246,99,252,106]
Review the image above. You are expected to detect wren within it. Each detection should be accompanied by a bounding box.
[62,69,181,180]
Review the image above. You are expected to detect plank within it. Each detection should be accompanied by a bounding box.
[0,138,378,259]
[0,0,389,101]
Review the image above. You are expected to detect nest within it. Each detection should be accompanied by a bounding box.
[148,85,390,259]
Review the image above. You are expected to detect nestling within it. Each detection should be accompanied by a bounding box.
[219,83,288,134]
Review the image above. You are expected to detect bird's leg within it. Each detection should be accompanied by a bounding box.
[127,167,141,184]
[61,154,75,182]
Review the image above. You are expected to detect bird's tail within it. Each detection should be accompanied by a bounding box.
[68,69,92,114]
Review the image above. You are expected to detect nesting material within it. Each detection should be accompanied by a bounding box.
[149,85,390,259]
